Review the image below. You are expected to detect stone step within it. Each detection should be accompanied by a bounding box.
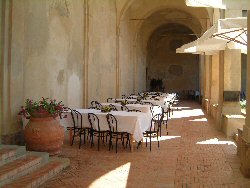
[2,157,70,188]
[0,145,26,166]
[0,151,49,187]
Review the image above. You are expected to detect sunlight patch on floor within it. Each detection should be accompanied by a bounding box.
[196,138,236,147]
[171,108,204,119]
[189,117,207,122]
[89,162,131,188]
[143,135,181,142]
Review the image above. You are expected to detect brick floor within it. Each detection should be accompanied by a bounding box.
[42,101,250,188]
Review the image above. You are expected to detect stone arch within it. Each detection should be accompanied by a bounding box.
[118,0,211,93]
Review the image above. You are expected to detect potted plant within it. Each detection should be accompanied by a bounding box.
[19,97,65,155]
[121,100,128,106]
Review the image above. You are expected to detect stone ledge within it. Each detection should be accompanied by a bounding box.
[222,114,245,138]
[237,130,250,177]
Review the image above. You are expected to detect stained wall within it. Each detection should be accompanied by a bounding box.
[0,0,210,142]
[1,0,85,136]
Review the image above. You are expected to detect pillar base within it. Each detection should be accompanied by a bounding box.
[243,125,250,143]
[222,114,245,138]
[238,129,250,177]
[202,98,210,114]
[222,102,242,115]
[210,103,218,120]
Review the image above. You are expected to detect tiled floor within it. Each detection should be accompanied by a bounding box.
[42,101,250,188]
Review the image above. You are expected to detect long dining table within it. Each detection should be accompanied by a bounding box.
[61,108,152,152]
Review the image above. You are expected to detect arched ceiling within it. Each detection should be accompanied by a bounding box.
[117,0,212,43]
[148,23,197,53]
[138,8,203,51]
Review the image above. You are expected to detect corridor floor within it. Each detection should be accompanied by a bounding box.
[42,101,250,188]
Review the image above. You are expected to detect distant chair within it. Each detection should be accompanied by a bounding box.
[195,91,200,101]
[126,96,134,99]
[150,105,163,117]
[162,110,169,135]
[109,104,118,111]
[121,105,129,112]
[60,107,74,142]
[59,106,71,120]
[88,113,108,151]
[121,94,127,99]
[150,105,164,136]
[138,92,143,97]
[107,98,113,103]
[90,101,102,110]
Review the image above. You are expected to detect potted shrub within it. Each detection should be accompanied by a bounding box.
[19,97,65,155]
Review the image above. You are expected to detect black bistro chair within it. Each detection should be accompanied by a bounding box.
[90,101,102,110]
[109,104,118,111]
[59,107,74,144]
[121,105,130,112]
[142,113,163,151]
[88,113,108,151]
[71,109,90,149]
[150,105,165,136]
[107,98,113,103]
[106,113,131,153]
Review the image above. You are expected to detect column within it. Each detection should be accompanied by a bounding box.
[203,56,212,113]
[210,53,220,120]
[215,51,224,130]
[0,0,12,142]
[243,11,250,142]
[239,11,250,177]
[221,48,242,115]
[199,54,205,103]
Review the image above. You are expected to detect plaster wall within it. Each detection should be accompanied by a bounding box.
[2,0,85,135]
[135,33,146,93]
[225,10,242,18]
[119,9,135,96]
[88,0,117,103]
[204,56,211,99]
[25,0,84,107]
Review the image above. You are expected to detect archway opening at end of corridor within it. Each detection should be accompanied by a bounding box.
[146,23,200,100]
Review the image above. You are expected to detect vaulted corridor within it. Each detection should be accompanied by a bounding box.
[42,101,250,188]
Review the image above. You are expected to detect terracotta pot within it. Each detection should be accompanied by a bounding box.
[24,116,64,155]
[30,111,57,118]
